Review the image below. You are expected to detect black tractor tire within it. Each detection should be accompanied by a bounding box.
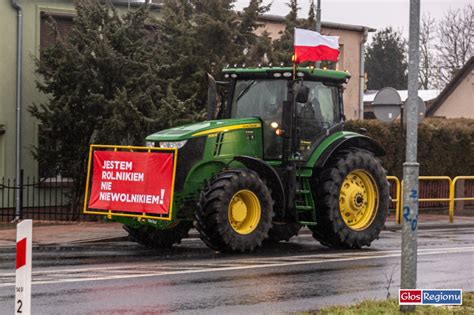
[267,222,302,242]
[309,149,389,249]
[123,220,193,249]
[196,169,273,253]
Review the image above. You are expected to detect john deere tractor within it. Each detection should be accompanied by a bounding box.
[115,66,389,252]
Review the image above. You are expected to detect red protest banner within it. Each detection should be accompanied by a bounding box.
[88,150,175,214]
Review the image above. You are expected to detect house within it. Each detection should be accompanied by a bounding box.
[426,57,474,118]
[256,14,376,120]
[0,0,162,180]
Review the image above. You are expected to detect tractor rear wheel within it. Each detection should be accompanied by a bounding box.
[267,222,302,242]
[309,150,389,248]
[196,169,273,252]
[123,221,193,249]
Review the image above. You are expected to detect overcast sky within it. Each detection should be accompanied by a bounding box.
[235,0,469,40]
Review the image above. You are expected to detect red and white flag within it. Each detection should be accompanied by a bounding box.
[294,28,340,63]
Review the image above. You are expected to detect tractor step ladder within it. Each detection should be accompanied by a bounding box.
[295,177,317,225]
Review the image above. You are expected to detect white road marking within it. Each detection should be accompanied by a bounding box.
[0,246,472,288]
[0,246,471,277]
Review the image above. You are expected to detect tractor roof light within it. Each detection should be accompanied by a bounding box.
[270,122,279,129]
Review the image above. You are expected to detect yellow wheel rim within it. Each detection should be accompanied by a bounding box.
[339,170,379,231]
[228,190,261,235]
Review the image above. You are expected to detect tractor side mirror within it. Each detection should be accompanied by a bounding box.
[207,73,217,120]
[296,85,309,104]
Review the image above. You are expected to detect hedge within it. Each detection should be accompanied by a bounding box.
[345,118,474,178]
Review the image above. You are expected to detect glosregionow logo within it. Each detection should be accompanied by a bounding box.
[399,289,462,305]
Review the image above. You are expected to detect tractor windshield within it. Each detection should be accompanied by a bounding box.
[231,79,341,160]
[231,79,287,159]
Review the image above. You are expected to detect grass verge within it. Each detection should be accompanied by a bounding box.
[314,292,473,314]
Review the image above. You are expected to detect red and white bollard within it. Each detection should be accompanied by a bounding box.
[15,220,32,314]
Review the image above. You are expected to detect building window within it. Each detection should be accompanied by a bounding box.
[40,11,74,50]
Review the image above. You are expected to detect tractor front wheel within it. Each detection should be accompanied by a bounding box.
[123,221,193,249]
[309,150,389,248]
[196,169,273,252]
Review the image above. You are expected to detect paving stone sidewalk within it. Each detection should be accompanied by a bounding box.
[0,222,127,248]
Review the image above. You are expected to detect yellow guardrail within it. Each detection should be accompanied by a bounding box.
[450,176,474,223]
[389,175,473,224]
[387,176,401,224]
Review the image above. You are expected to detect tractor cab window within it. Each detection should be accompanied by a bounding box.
[231,79,287,159]
[297,82,340,158]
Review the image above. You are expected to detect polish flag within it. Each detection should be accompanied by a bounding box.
[294,28,340,63]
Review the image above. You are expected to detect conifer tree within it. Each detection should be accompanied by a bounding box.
[236,0,272,65]
[30,0,196,212]
[304,0,316,30]
[365,27,408,90]
[272,0,301,64]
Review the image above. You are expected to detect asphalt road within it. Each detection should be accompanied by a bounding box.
[0,227,473,314]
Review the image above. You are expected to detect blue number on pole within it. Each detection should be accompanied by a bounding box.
[403,206,410,222]
[410,189,418,201]
[411,218,418,231]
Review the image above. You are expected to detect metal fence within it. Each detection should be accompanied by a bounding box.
[0,175,89,222]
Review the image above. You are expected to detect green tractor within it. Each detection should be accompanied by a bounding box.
[116,66,389,252]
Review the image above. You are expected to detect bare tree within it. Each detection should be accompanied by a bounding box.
[419,14,436,89]
[435,4,473,86]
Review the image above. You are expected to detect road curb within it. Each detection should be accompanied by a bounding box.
[385,223,474,231]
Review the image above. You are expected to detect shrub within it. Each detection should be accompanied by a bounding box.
[345,119,474,177]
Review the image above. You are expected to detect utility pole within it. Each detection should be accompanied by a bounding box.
[315,0,321,68]
[315,0,321,33]
[11,0,23,222]
[400,0,420,312]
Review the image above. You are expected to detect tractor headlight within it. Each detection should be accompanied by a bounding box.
[159,140,188,149]
[145,141,155,147]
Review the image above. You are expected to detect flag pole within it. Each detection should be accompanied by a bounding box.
[292,55,297,80]
[292,27,297,80]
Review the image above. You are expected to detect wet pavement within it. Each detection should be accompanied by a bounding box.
[0,226,473,314]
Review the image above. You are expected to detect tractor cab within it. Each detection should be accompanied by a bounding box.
[211,67,351,161]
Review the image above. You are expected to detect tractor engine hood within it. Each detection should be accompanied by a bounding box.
[145,118,262,142]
